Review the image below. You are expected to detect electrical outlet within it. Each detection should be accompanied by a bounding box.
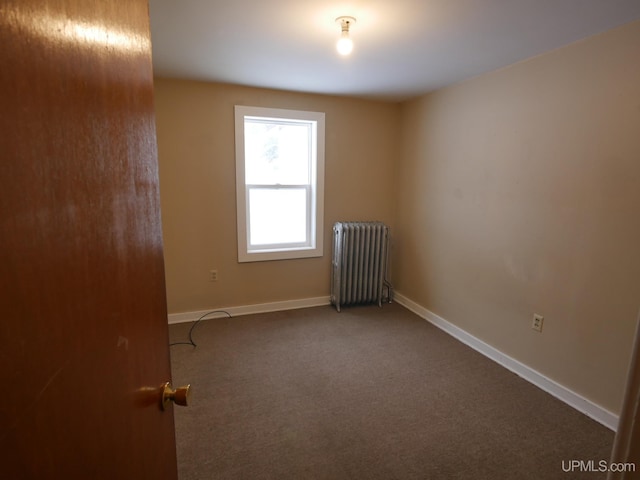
[532,313,544,333]
[209,270,218,282]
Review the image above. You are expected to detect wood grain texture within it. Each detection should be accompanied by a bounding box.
[0,1,177,478]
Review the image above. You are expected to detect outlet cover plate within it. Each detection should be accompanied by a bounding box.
[532,313,544,332]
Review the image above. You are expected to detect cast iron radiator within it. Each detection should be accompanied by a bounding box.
[331,221,392,312]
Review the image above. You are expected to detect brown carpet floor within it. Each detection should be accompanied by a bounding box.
[169,303,614,479]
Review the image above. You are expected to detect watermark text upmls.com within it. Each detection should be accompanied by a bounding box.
[562,460,636,473]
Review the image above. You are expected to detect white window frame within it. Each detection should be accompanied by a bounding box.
[235,105,325,262]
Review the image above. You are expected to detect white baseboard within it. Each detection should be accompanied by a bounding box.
[167,296,331,325]
[393,292,618,432]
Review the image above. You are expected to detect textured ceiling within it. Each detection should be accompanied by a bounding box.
[149,0,640,101]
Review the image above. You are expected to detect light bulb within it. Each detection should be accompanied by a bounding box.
[335,16,356,56]
[336,35,353,55]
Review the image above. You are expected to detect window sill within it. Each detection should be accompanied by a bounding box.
[238,246,323,263]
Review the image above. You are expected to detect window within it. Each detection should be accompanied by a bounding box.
[235,106,325,262]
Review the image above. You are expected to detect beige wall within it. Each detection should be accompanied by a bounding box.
[394,19,640,414]
[154,80,400,314]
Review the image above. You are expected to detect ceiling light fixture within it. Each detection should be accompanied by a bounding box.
[335,16,356,56]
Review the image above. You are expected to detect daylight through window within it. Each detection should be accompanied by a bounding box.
[235,106,325,262]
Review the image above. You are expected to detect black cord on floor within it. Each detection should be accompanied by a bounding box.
[169,310,232,348]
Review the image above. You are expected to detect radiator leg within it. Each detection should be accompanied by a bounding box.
[384,280,393,304]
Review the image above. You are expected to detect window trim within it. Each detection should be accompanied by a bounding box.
[234,105,325,263]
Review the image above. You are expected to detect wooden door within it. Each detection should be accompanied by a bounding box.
[0,1,178,478]
[608,312,640,480]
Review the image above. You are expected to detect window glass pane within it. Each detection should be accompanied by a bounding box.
[245,120,311,185]
[248,188,308,246]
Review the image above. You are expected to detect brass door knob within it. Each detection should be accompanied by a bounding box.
[161,382,191,410]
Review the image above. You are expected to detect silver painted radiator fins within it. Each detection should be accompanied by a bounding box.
[331,221,392,312]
